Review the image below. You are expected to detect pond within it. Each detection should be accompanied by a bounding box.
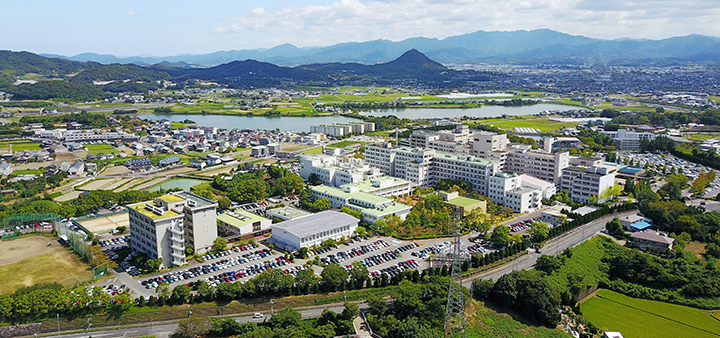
[137,103,574,132]
[147,178,207,192]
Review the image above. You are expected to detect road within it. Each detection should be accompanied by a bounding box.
[56,303,363,338]
[463,209,638,286]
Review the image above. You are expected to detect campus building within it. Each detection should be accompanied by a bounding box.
[217,210,272,240]
[299,154,383,187]
[265,206,312,221]
[128,192,218,267]
[271,210,359,251]
[309,122,376,137]
[560,165,618,204]
[601,129,657,150]
[311,185,412,224]
[504,145,569,185]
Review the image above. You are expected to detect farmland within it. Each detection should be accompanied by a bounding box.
[580,289,720,338]
[10,142,42,152]
[464,116,581,132]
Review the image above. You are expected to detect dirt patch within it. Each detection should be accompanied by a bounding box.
[279,142,312,152]
[685,242,706,259]
[0,236,57,266]
[103,178,133,190]
[198,166,234,177]
[79,178,117,191]
[80,213,129,234]
[100,165,131,176]
[55,153,79,162]
[55,191,83,202]
[132,177,165,190]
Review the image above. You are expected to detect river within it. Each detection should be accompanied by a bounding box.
[137,103,573,131]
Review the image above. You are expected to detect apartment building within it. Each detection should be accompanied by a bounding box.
[560,165,618,204]
[128,192,218,268]
[309,122,376,137]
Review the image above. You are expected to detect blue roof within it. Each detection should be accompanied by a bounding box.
[620,166,644,174]
[631,221,652,231]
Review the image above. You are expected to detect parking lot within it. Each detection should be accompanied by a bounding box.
[619,152,710,179]
[112,234,498,298]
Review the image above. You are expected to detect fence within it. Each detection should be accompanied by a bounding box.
[74,208,128,223]
[56,219,94,263]
[359,310,383,338]
[0,213,59,232]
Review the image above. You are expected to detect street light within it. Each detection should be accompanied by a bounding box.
[270,299,275,315]
[57,313,60,338]
[343,290,347,303]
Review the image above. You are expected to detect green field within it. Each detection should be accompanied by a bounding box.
[687,133,720,141]
[11,143,42,152]
[83,144,118,155]
[545,236,616,294]
[580,289,720,338]
[301,147,323,154]
[12,168,45,175]
[466,300,570,338]
[709,96,720,103]
[0,139,31,145]
[464,116,581,132]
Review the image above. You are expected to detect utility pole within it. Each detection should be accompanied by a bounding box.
[57,313,60,338]
[445,219,466,338]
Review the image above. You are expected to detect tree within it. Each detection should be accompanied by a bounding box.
[605,217,624,237]
[171,316,212,338]
[308,173,323,186]
[471,279,494,300]
[269,307,303,329]
[599,184,623,202]
[529,221,549,243]
[349,261,370,289]
[185,247,194,256]
[353,226,368,238]
[213,237,227,252]
[490,225,510,247]
[340,206,362,220]
[218,197,232,210]
[295,267,319,294]
[535,255,564,274]
[321,263,349,292]
[253,269,295,296]
[171,284,192,305]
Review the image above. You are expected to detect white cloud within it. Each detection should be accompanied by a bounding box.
[211,0,720,48]
[126,11,141,17]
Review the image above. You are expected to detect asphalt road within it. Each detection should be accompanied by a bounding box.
[57,304,362,338]
[463,209,638,286]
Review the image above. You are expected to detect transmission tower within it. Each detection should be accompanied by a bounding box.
[444,219,466,338]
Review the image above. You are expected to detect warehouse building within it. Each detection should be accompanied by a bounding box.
[271,210,359,251]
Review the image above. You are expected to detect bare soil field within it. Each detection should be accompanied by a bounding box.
[0,236,89,294]
[78,178,117,191]
[55,191,83,202]
[80,213,129,234]
[100,165,131,176]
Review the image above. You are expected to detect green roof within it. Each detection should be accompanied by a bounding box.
[311,185,390,205]
[443,194,484,208]
[158,195,184,203]
[218,210,269,228]
[342,176,410,192]
[129,202,181,220]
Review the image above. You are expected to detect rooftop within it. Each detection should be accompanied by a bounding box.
[174,191,217,208]
[218,210,269,228]
[631,221,652,231]
[272,210,359,238]
[267,206,312,219]
[630,232,674,245]
[129,202,181,220]
[572,205,599,216]
[312,185,390,205]
[442,194,484,208]
[158,195,184,203]
[621,214,645,223]
[361,202,412,216]
[434,151,495,165]
[343,176,410,192]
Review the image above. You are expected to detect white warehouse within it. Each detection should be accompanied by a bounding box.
[271,210,359,251]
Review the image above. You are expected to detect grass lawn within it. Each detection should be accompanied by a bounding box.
[0,238,90,295]
[11,142,42,152]
[580,289,720,338]
[0,139,31,145]
[545,236,618,294]
[687,133,720,141]
[464,116,581,132]
[326,140,369,148]
[301,147,323,155]
[709,96,720,103]
[466,300,570,338]
[84,144,118,155]
[12,168,46,175]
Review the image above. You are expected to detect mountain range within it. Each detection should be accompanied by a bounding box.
[41,29,720,67]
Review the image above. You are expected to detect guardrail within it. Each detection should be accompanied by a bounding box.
[359,309,383,338]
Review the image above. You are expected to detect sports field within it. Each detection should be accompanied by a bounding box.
[464,116,581,132]
[0,236,90,294]
[580,289,720,338]
[80,213,129,234]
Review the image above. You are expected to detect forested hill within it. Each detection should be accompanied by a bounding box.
[0,49,461,96]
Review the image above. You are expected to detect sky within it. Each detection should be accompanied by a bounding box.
[3,0,720,56]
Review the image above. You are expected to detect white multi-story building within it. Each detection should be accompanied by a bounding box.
[311,185,412,224]
[365,144,499,194]
[299,154,383,187]
[560,165,618,204]
[309,122,376,137]
[409,124,473,154]
[487,172,547,213]
[217,210,272,240]
[63,131,138,142]
[505,145,569,185]
[271,210,359,251]
[128,192,217,267]
[601,129,657,150]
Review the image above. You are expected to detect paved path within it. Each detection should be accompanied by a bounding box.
[463,210,638,286]
[55,303,366,338]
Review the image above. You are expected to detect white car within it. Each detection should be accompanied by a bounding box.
[252,313,264,319]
